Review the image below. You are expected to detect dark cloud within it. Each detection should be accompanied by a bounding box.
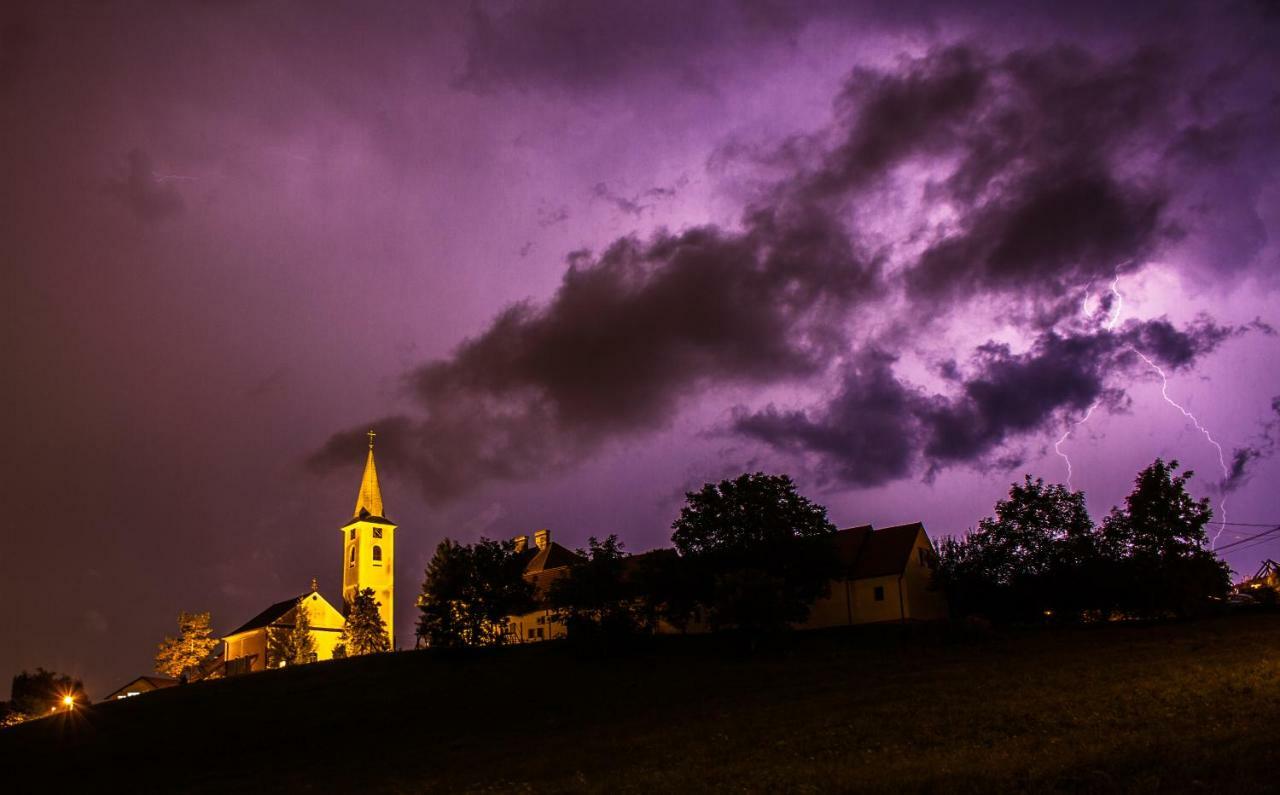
[733,349,919,487]
[804,45,990,199]
[735,317,1244,487]
[104,149,185,222]
[591,179,685,217]
[1220,395,1280,494]
[314,209,878,500]
[317,37,1269,500]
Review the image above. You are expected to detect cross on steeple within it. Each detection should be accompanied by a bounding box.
[367,429,376,450]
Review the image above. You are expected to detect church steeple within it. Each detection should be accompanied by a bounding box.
[353,430,384,519]
[341,429,397,649]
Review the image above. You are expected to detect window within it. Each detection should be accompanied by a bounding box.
[373,527,384,538]
[350,528,356,540]
[918,548,927,567]
[372,545,382,562]
[874,585,885,602]
[349,546,356,565]
[527,628,536,639]
[535,628,545,639]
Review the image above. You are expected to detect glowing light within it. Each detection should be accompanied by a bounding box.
[62,695,74,708]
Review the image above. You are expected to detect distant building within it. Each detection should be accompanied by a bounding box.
[505,529,583,642]
[504,522,948,640]
[221,432,397,674]
[805,523,948,628]
[100,675,178,702]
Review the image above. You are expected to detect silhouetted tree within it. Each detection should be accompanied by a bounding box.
[341,588,390,655]
[671,473,839,634]
[266,597,317,667]
[936,476,1099,621]
[1101,458,1229,615]
[416,538,534,648]
[632,548,703,633]
[549,535,646,640]
[9,668,88,720]
[155,611,219,679]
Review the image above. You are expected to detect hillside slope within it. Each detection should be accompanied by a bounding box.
[4,614,1280,793]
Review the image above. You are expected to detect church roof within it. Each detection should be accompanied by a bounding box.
[353,433,384,520]
[224,593,309,637]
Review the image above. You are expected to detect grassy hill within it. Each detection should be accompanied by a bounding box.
[4,613,1280,793]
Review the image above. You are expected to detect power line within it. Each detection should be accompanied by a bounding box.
[1215,524,1280,553]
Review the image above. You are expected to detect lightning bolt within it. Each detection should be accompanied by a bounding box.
[1054,275,1230,545]
[1130,348,1231,546]
[1054,278,1122,491]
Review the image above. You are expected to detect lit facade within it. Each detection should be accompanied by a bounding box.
[341,431,396,648]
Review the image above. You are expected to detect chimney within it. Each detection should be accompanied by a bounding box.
[513,535,528,553]
[534,529,550,551]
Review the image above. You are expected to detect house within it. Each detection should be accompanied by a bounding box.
[805,523,948,628]
[504,522,947,640]
[100,675,178,702]
[222,583,346,674]
[505,529,583,642]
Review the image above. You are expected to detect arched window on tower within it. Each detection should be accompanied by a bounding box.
[349,545,356,566]
[372,545,383,563]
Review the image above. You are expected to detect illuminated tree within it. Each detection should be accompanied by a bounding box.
[266,597,317,667]
[341,588,391,655]
[155,611,219,679]
[416,538,535,648]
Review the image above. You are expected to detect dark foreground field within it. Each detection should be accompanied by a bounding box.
[4,613,1280,793]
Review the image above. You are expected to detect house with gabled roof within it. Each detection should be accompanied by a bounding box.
[503,522,948,641]
[505,529,584,642]
[805,523,948,627]
[100,675,178,702]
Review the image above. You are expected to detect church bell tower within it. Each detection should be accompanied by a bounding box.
[341,430,396,648]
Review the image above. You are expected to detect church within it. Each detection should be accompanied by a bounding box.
[221,432,397,674]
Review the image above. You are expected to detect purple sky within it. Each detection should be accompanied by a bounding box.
[3,1,1279,696]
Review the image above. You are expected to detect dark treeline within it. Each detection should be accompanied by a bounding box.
[414,459,1233,649]
[938,458,1230,622]
[416,473,841,647]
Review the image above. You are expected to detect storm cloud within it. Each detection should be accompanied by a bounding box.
[735,317,1245,487]
[315,33,1275,502]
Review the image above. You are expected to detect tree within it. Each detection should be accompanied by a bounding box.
[9,669,88,720]
[670,473,839,634]
[672,473,837,558]
[155,611,220,678]
[340,588,391,656]
[416,538,535,648]
[935,476,1100,621]
[1101,459,1230,615]
[266,597,317,667]
[548,535,646,640]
